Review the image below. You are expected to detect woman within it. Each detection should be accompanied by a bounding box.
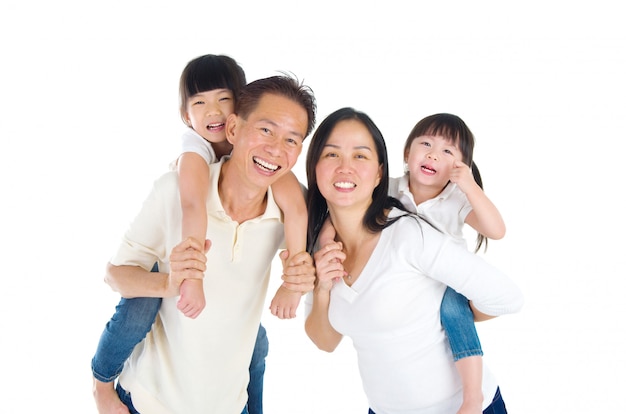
[304,107,524,414]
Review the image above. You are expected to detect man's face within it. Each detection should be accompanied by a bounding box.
[226,93,308,188]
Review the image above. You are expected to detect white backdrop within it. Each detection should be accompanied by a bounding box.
[1,1,624,412]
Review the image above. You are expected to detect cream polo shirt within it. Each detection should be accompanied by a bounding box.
[112,158,284,414]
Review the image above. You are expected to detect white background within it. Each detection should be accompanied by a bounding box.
[1,1,624,412]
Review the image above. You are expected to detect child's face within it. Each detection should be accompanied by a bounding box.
[184,88,235,143]
[405,135,463,189]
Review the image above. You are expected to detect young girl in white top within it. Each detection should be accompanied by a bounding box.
[175,55,306,320]
[388,113,505,414]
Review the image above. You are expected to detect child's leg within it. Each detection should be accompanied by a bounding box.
[440,286,484,413]
[92,264,161,413]
[247,324,269,414]
[91,296,162,381]
[177,278,206,318]
[269,172,307,319]
[177,153,209,318]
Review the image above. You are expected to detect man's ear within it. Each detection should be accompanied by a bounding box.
[226,113,238,144]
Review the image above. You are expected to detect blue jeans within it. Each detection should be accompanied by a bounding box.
[248,324,269,414]
[91,296,162,381]
[91,264,162,382]
[368,387,507,413]
[440,286,483,361]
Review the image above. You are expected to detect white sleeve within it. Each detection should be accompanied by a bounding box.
[180,129,217,165]
[404,217,524,316]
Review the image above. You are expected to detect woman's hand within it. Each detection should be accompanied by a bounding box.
[313,241,346,291]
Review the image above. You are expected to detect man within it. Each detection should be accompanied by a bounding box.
[103,75,317,413]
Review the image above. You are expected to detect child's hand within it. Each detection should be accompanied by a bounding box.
[449,160,478,194]
[269,285,302,319]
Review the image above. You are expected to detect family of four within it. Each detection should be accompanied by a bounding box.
[91,54,523,414]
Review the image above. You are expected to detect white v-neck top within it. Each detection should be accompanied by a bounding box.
[306,209,523,413]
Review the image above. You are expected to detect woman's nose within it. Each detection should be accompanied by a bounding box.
[337,157,353,172]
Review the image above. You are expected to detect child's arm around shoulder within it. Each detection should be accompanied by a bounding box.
[451,160,506,240]
[271,170,307,255]
[177,152,210,245]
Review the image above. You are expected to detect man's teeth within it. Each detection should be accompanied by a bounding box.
[254,157,279,171]
[334,181,356,189]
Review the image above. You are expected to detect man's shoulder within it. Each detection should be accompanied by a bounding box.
[152,170,180,193]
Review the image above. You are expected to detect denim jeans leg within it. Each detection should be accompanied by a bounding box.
[440,286,483,361]
[91,263,162,382]
[482,387,507,413]
[116,383,140,414]
[247,323,269,414]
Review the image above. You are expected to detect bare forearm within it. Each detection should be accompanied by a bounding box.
[305,287,342,352]
[179,154,210,246]
[273,171,307,255]
[464,185,506,240]
[105,262,171,298]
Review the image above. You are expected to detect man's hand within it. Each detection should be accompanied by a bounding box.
[168,237,210,295]
[279,250,316,294]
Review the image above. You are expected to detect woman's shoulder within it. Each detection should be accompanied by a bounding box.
[388,207,446,238]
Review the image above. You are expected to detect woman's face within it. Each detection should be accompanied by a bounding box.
[315,119,382,210]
